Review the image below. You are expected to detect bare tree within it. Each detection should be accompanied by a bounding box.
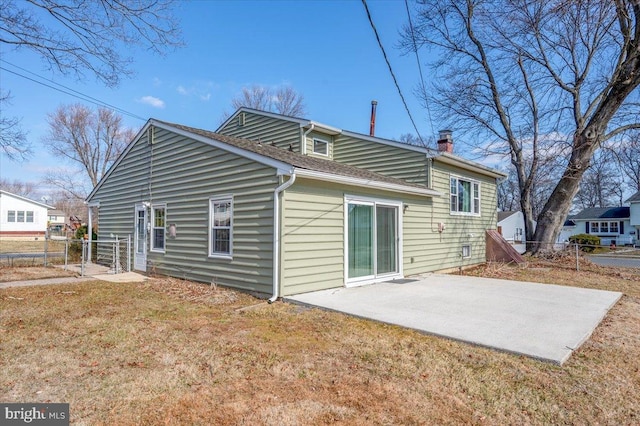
[497,168,520,213]
[0,178,36,196]
[231,85,272,112]
[224,85,308,121]
[574,148,625,209]
[0,0,181,158]
[403,0,640,253]
[1,0,182,87]
[617,132,640,193]
[395,133,435,148]
[42,104,136,198]
[47,189,87,221]
[0,91,31,160]
[273,86,307,117]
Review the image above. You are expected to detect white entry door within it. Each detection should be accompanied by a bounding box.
[134,204,148,272]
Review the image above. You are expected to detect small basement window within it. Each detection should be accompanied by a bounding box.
[313,138,329,156]
[462,245,471,258]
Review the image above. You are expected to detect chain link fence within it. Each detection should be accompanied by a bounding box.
[1,235,131,276]
[517,240,640,271]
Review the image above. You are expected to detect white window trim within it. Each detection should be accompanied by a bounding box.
[209,196,233,259]
[150,203,167,253]
[450,175,481,217]
[591,220,622,235]
[312,138,329,156]
[462,244,472,258]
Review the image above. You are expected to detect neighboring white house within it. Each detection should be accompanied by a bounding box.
[627,191,640,247]
[0,190,55,238]
[556,219,577,245]
[497,211,529,254]
[48,209,66,226]
[569,206,635,246]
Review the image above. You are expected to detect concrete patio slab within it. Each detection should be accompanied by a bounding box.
[285,274,622,365]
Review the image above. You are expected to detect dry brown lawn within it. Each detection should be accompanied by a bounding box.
[0,266,77,282]
[1,257,639,425]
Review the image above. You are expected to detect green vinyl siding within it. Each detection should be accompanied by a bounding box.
[304,131,334,159]
[280,170,497,294]
[90,126,278,294]
[416,160,497,271]
[333,134,428,185]
[281,179,345,295]
[217,111,301,152]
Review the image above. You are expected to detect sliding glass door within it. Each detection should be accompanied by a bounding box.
[376,206,397,275]
[347,200,399,283]
[348,203,374,278]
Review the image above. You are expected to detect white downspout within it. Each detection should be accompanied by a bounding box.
[301,124,315,155]
[269,172,297,303]
[86,203,93,263]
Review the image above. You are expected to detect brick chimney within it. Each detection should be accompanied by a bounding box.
[437,130,453,153]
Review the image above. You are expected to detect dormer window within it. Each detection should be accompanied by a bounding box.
[313,138,329,156]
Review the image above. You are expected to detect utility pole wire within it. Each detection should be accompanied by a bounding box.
[0,60,146,122]
[361,0,428,149]
[404,0,435,141]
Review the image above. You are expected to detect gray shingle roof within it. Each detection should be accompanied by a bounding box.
[160,120,435,194]
[497,211,518,222]
[626,190,640,203]
[571,207,630,220]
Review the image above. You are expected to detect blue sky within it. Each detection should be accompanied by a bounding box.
[0,0,455,193]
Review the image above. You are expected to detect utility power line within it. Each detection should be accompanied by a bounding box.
[0,59,146,121]
[361,0,428,148]
[404,0,435,140]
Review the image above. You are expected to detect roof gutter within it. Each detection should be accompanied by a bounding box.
[269,172,297,303]
[301,124,314,155]
[431,152,506,179]
[293,168,442,198]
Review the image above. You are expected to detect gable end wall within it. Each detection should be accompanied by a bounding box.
[218,111,302,152]
[90,126,279,294]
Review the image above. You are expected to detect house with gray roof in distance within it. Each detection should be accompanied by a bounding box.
[86,109,505,299]
[569,206,635,246]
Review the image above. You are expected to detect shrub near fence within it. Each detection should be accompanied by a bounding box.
[568,234,602,253]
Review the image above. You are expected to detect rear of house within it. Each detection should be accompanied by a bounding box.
[87,110,502,297]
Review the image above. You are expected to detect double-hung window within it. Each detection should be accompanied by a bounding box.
[450,176,480,215]
[151,204,166,252]
[610,222,619,233]
[7,211,16,222]
[210,197,233,257]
